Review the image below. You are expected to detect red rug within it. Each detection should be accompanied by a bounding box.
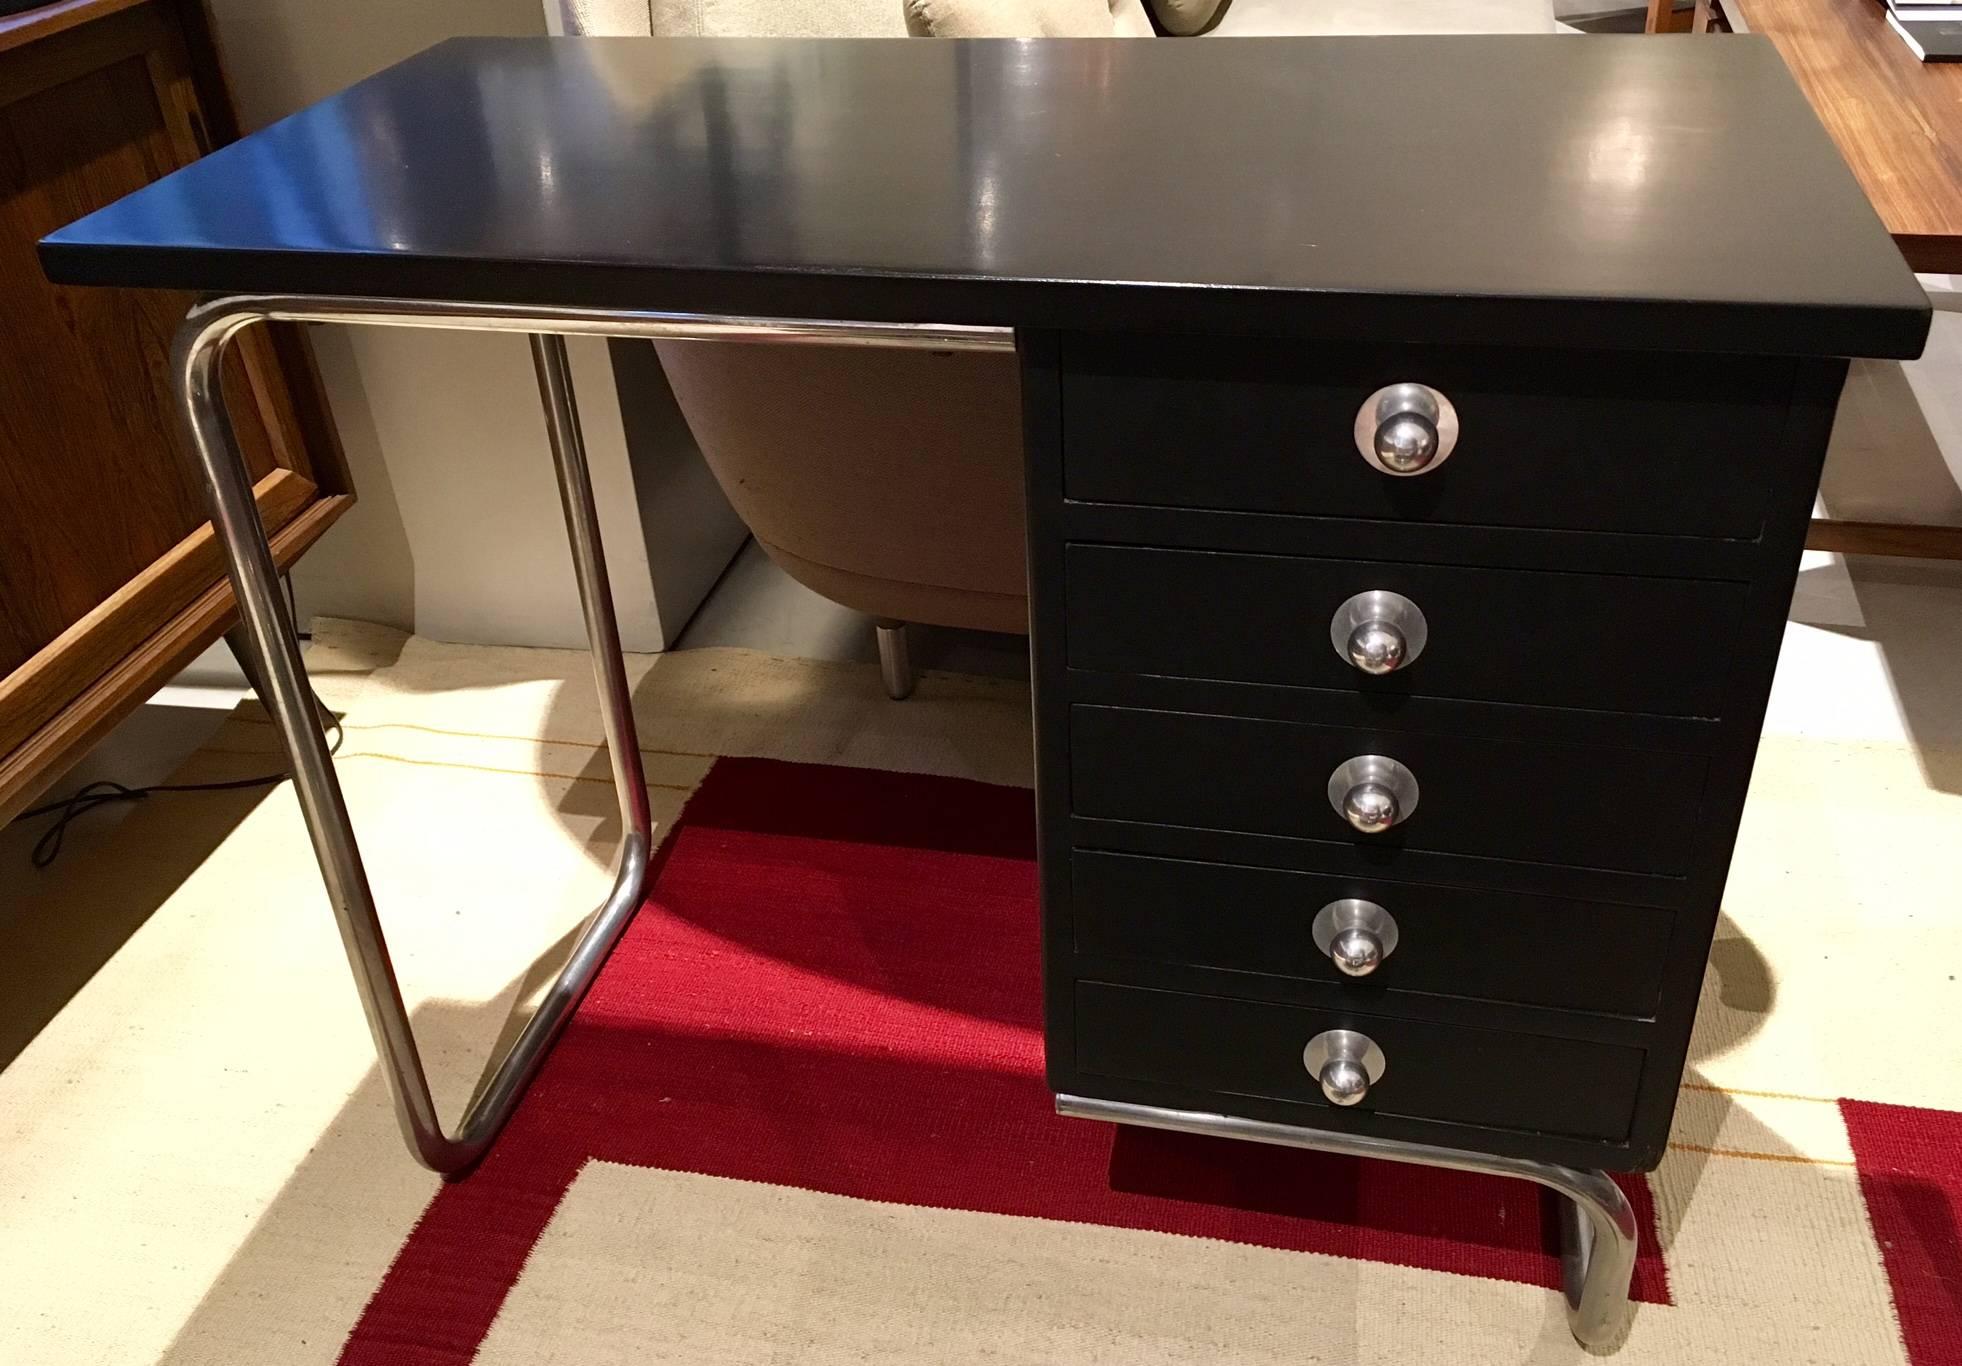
[338,756,1684,1363]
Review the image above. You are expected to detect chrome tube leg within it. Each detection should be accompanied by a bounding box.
[529,333,653,839]
[171,299,653,1174]
[875,620,915,700]
[1054,1094,1639,1349]
[222,623,276,715]
[1554,1168,1640,1349]
[225,618,333,733]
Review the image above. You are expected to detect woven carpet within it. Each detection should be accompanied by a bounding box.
[2,616,1958,1364]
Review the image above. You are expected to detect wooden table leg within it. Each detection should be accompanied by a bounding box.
[1646,0,1697,30]
[1807,518,1962,559]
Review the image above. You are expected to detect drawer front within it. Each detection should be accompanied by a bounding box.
[1060,335,1794,538]
[1076,981,1644,1140]
[1067,544,1748,717]
[1070,705,1707,876]
[1073,850,1672,1016]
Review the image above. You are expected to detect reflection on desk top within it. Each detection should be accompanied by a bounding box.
[39,35,1930,358]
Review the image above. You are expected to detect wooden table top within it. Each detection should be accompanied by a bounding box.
[39,35,1928,356]
[1728,0,1962,272]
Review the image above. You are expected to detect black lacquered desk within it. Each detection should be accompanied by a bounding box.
[41,34,1928,1348]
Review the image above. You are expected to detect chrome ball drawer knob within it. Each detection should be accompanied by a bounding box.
[1345,785,1398,832]
[1327,755,1420,833]
[1376,412,1437,472]
[1304,1029,1387,1107]
[1349,621,1406,674]
[1330,591,1428,675]
[1311,899,1400,976]
[1354,382,1459,477]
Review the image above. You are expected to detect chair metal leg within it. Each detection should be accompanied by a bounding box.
[1056,1094,1639,1349]
[173,302,653,1174]
[875,619,915,700]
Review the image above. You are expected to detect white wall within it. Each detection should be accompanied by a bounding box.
[203,0,745,650]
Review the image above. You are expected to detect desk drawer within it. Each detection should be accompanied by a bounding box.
[1073,850,1671,1016]
[1070,705,1707,876]
[1076,981,1644,1140]
[1060,335,1793,538]
[1067,544,1748,717]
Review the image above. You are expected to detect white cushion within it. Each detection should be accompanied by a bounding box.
[904,0,1141,35]
[1209,0,1559,35]
[547,0,652,35]
[552,0,911,37]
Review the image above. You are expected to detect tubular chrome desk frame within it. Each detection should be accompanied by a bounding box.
[174,293,1638,1347]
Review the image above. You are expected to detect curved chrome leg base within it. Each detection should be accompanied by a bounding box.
[172,302,656,1174]
[167,293,1021,1171]
[1055,1094,1639,1349]
[1551,1162,1640,1347]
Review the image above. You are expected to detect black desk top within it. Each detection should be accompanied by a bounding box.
[40,35,1928,357]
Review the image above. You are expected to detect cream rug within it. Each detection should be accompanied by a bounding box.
[0,608,1956,1364]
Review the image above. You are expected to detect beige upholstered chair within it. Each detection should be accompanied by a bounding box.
[554,0,1559,697]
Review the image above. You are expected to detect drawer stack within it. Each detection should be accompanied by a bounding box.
[1025,332,1845,1172]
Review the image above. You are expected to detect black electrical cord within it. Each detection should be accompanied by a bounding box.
[18,703,342,870]
[17,577,338,870]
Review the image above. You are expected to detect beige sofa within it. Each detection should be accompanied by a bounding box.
[553,0,1558,697]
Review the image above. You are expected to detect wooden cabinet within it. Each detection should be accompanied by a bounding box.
[0,0,349,824]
